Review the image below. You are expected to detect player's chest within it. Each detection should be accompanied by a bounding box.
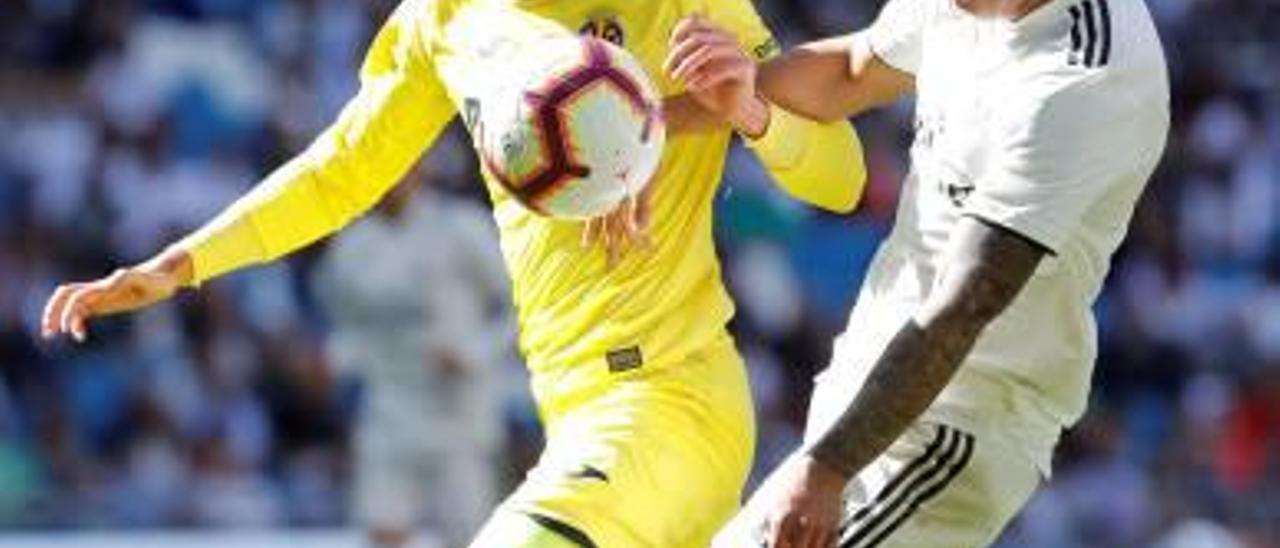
[910,21,1019,207]
[433,2,684,105]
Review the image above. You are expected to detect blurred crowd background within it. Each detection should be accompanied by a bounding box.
[0,0,1277,546]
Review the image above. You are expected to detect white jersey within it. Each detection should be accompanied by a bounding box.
[313,190,511,450]
[813,0,1169,471]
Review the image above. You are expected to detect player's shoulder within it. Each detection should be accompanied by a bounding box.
[996,72,1166,162]
[1006,5,1168,137]
[1012,0,1168,100]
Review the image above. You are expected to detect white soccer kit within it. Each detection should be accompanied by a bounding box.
[312,191,511,544]
[719,0,1169,545]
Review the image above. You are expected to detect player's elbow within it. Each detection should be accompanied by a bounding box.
[823,130,869,214]
[815,180,862,214]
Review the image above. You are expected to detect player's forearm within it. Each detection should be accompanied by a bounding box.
[807,318,977,479]
[747,104,866,213]
[808,218,1045,478]
[759,34,910,123]
[172,152,353,284]
[136,245,195,288]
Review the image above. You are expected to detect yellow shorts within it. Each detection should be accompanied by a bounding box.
[503,335,756,547]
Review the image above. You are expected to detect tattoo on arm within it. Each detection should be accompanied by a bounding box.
[808,217,1048,479]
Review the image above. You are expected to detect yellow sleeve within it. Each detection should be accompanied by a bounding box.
[173,0,456,284]
[702,0,868,213]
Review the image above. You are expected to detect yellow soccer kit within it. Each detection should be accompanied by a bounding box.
[174,0,866,545]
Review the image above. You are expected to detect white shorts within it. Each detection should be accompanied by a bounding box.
[715,420,1041,548]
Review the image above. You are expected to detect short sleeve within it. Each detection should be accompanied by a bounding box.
[865,0,932,74]
[963,83,1167,253]
[702,0,781,61]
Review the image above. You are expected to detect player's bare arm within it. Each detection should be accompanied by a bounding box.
[666,20,908,126]
[757,34,913,122]
[763,217,1047,548]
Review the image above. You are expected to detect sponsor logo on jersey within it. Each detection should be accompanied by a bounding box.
[752,37,780,60]
[606,345,644,373]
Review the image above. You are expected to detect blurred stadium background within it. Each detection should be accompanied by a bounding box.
[0,0,1277,546]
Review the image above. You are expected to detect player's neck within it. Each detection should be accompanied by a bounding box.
[958,0,1054,20]
[1006,0,1054,21]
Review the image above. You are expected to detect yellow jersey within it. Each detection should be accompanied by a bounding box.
[176,0,866,409]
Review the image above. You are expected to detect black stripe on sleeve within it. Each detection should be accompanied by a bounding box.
[1067,5,1083,64]
[1081,0,1099,67]
[1097,0,1112,66]
[840,427,962,548]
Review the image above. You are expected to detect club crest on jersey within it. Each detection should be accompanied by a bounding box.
[580,14,624,46]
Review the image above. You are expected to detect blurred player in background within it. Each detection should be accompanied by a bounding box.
[668,0,1171,545]
[41,0,867,546]
[312,172,512,548]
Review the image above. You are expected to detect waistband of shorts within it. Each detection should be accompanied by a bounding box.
[530,334,739,419]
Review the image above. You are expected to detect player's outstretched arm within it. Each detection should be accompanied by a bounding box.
[757,33,913,123]
[759,217,1047,548]
[40,0,454,342]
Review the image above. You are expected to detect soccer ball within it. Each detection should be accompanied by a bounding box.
[473,35,665,220]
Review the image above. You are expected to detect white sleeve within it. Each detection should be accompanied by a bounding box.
[963,83,1167,253]
[864,0,934,74]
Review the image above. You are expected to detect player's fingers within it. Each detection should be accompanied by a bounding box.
[614,210,633,258]
[636,193,652,233]
[582,218,600,249]
[59,268,132,339]
[672,14,734,44]
[604,216,621,268]
[685,59,751,93]
[42,284,80,337]
[665,29,737,76]
[664,34,710,76]
[794,517,824,548]
[670,40,733,82]
[58,289,92,343]
[624,196,652,250]
[669,14,712,45]
[767,514,796,548]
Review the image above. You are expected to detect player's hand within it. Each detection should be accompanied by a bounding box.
[41,248,193,342]
[665,16,769,138]
[762,455,846,548]
[582,186,653,267]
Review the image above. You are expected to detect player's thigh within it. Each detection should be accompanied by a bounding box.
[469,510,595,548]
[717,422,1039,548]
[510,350,754,546]
[836,422,1040,548]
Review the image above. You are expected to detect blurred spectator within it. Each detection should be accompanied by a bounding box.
[0,0,1276,545]
[312,174,511,547]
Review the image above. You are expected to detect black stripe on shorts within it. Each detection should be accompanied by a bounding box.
[838,426,976,548]
[528,513,599,548]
